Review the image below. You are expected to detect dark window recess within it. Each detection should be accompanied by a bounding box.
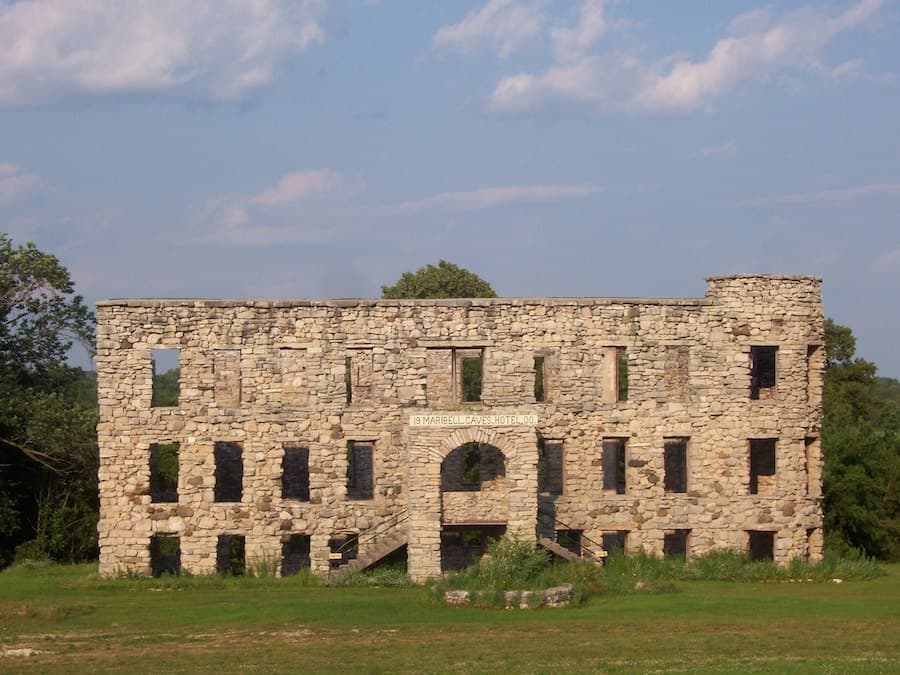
[282,445,310,501]
[344,356,353,404]
[538,439,563,495]
[216,534,246,576]
[663,529,690,560]
[149,535,180,577]
[149,442,179,503]
[347,442,374,500]
[748,531,775,561]
[281,534,311,576]
[557,529,582,556]
[534,356,545,402]
[750,346,777,399]
[151,348,180,407]
[602,439,627,494]
[617,348,628,401]
[663,439,688,493]
[461,356,482,402]
[214,441,243,502]
[440,525,506,572]
[601,531,628,558]
[462,442,480,486]
[749,439,776,495]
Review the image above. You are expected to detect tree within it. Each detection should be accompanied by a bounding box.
[0,233,98,566]
[381,260,497,299]
[822,319,899,560]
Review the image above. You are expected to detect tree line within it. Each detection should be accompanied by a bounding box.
[1,243,897,565]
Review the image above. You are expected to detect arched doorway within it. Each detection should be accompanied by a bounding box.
[440,442,508,571]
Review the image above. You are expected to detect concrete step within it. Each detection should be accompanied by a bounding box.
[337,532,408,575]
[538,537,605,565]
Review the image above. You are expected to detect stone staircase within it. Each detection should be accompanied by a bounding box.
[337,531,408,575]
[538,524,608,566]
[329,509,408,578]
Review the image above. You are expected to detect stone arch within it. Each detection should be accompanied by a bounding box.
[406,425,540,581]
[429,427,515,463]
[440,441,506,492]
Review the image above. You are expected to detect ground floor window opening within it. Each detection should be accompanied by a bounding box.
[440,524,506,572]
[281,534,311,576]
[149,534,180,577]
[216,534,246,576]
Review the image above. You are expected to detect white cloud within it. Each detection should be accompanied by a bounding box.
[695,139,738,159]
[0,0,328,107]
[550,0,609,63]
[395,184,599,214]
[488,0,885,116]
[249,169,345,207]
[728,8,774,36]
[433,0,546,58]
[205,169,347,240]
[872,248,900,273]
[736,182,900,207]
[0,163,41,205]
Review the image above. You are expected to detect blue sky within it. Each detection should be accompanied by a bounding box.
[1,0,898,376]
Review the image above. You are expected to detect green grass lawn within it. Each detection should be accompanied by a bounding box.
[1,563,898,673]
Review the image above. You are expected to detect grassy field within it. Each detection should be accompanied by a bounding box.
[1,562,898,673]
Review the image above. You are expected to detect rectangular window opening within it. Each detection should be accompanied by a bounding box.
[748,530,775,561]
[806,344,823,404]
[749,438,776,495]
[149,534,180,577]
[347,441,374,500]
[663,438,688,493]
[280,347,308,406]
[214,441,243,503]
[345,356,353,404]
[281,534,311,576]
[534,355,545,402]
[663,529,690,561]
[149,442,179,503]
[213,349,241,408]
[617,347,628,401]
[346,349,375,404]
[151,348,180,407]
[538,439,564,495]
[750,346,777,400]
[216,534,246,576]
[664,345,690,401]
[602,438,627,494]
[805,436,821,498]
[461,354,483,403]
[282,445,310,501]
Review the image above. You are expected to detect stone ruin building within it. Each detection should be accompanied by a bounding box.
[96,274,825,581]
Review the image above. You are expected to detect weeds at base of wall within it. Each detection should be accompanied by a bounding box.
[326,563,414,588]
[431,537,885,609]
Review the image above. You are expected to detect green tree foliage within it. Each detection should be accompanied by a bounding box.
[0,233,98,566]
[380,260,497,299]
[152,367,180,407]
[822,319,899,560]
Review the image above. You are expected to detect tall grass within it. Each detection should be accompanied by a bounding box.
[433,537,885,607]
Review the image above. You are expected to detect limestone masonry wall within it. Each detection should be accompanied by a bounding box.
[96,275,824,580]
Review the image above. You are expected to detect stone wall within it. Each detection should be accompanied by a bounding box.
[96,275,824,580]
